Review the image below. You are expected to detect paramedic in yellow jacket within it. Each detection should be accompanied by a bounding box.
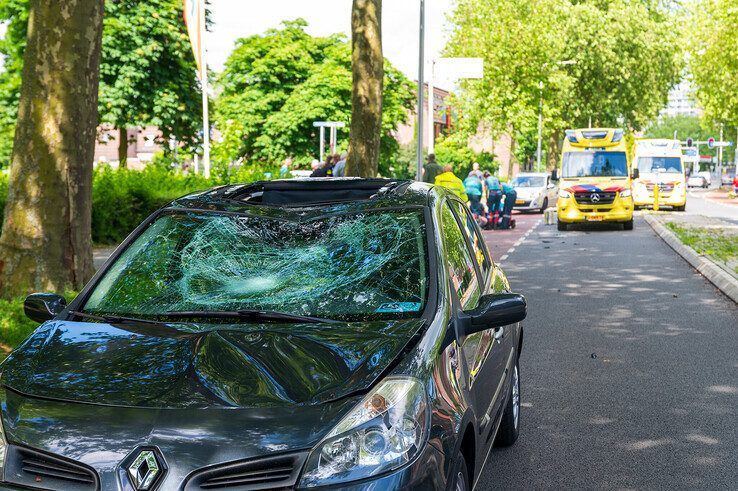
[434,165,468,201]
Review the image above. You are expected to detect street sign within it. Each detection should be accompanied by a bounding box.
[708,137,715,149]
[713,141,733,148]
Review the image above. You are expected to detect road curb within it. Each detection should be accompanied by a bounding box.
[644,215,738,304]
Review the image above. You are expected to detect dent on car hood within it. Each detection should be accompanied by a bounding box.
[1,319,424,409]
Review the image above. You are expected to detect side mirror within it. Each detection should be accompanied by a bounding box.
[461,293,526,336]
[551,170,559,181]
[24,293,67,323]
[631,168,640,180]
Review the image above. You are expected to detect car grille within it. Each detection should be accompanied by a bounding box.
[184,452,308,491]
[574,192,616,205]
[3,445,99,490]
[646,183,674,192]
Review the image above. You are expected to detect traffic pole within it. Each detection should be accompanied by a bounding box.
[199,0,211,179]
[416,0,425,181]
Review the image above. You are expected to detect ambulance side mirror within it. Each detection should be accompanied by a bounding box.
[631,168,640,180]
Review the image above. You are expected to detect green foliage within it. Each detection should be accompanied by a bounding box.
[91,166,210,244]
[0,172,7,220]
[689,0,738,128]
[99,0,202,147]
[214,20,415,166]
[0,0,203,168]
[0,295,39,351]
[434,133,498,178]
[446,0,684,164]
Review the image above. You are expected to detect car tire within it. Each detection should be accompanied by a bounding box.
[450,451,470,491]
[494,361,521,448]
[623,220,634,231]
[557,220,567,231]
[539,198,548,214]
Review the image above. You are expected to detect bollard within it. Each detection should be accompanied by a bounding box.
[653,183,660,211]
[544,207,557,225]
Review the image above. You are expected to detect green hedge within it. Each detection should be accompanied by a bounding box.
[0,164,280,246]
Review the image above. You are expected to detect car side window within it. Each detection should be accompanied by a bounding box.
[440,202,481,309]
[451,200,491,278]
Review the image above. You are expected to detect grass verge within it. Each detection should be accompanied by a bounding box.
[0,296,41,356]
[665,222,738,275]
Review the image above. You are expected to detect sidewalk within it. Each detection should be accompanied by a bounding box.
[644,211,738,303]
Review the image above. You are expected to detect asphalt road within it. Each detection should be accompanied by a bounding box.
[685,189,738,225]
[478,217,738,489]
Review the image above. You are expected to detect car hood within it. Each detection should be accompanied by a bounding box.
[1,318,424,409]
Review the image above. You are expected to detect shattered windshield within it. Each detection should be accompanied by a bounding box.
[83,210,429,321]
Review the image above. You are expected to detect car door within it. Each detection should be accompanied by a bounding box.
[449,200,516,437]
[440,200,508,439]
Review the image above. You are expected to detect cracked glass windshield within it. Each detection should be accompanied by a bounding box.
[84,210,429,321]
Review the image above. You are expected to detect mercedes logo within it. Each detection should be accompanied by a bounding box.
[128,450,161,491]
[590,193,601,203]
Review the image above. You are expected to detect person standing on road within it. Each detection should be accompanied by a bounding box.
[484,171,503,215]
[435,165,468,201]
[464,174,485,216]
[732,175,738,194]
[423,154,443,184]
[333,153,347,177]
[499,181,517,229]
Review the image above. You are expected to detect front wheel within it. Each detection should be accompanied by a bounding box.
[539,198,548,214]
[623,220,634,231]
[494,362,521,447]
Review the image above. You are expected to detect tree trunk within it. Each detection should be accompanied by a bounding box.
[346,0,383,178]
[118,126,128,169]
[547,130,560,171]
[0,0,105,298]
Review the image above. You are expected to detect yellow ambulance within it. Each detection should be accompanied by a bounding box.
[555,128,636,231]
[632,139,687,211]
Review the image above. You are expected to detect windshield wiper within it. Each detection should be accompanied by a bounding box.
[163,310,340,324]
[68,310,172,328]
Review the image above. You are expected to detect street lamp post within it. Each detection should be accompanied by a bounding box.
[536,60,576,173]
[416,0,426,182]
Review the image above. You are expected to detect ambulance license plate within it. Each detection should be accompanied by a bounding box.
[587,215,604,222]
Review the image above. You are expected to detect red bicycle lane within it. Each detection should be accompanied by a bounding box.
[481,212,542,263]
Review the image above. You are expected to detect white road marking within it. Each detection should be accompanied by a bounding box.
[500,254,509,261]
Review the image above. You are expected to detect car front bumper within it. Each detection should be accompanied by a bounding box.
[557,195,633,223]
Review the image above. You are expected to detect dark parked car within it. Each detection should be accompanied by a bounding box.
[3,179,526,491]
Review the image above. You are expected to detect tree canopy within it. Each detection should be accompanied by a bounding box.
[213,20,415,173]
[446,0,684,165]
[0,0,203,168]
[689,0,738,128]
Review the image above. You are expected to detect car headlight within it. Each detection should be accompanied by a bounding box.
[559,190,571,199]
[619,189,632,198]
[300,378,428,488]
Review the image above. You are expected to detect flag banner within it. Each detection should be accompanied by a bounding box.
[183,0,204,78]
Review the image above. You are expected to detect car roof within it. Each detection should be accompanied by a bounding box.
[515,173,548,177]
[167,178,440,215]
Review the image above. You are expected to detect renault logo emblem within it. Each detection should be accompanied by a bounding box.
[128,450,161,491]
[590,193,601,203]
